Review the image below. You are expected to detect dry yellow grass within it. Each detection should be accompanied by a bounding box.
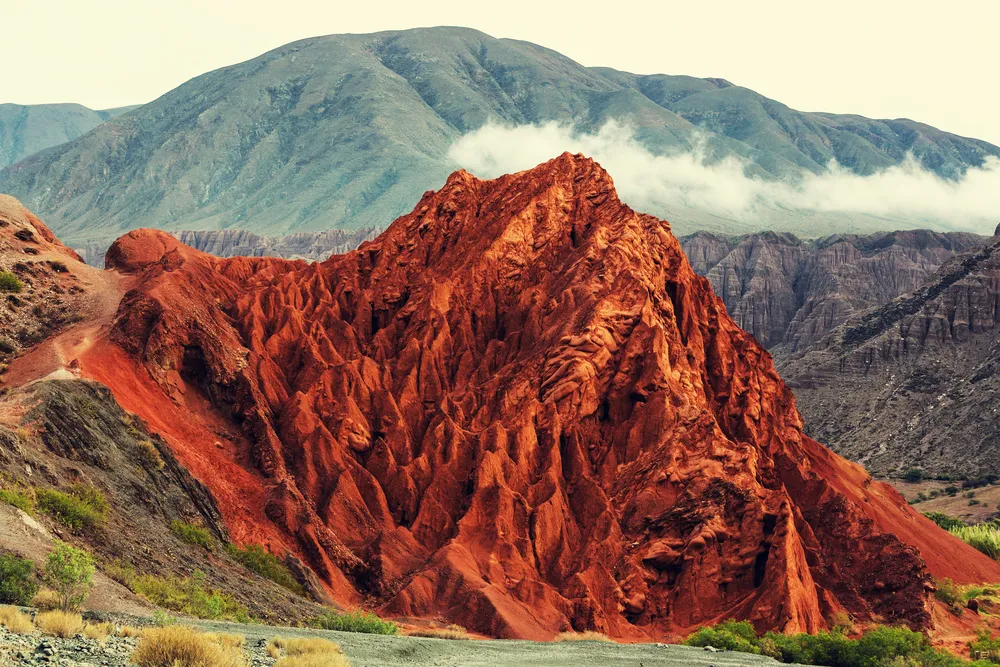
[404,624,471,640]
[204,632,246,648]
[117,624,143,637]
[275,655,351,667]
[554,630,612,642]
[83,621,115,641]
[32,588,61,611]
[131,625,247,667]
[268,636,349,667]
[36,610,84,638]
[0,605,35,634]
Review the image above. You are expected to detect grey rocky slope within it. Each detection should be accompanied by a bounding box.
[2,27,998,247]
[76,227,380,266]
[679,229,989,352]
[778,232,1000,477]
[0,103,136,167]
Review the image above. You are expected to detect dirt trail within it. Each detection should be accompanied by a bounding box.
[2,253,126,388]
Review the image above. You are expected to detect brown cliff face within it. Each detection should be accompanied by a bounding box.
[85,155,1000,639]
[781,237,1000,477]
[680,230,988,353]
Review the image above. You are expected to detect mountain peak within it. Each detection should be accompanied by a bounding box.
[50,156,999,641]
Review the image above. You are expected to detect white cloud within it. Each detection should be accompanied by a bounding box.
[447,121,1000,233]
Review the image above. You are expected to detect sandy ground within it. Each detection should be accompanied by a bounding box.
[187,617,799,667]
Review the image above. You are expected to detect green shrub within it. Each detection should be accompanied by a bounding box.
[924,512,967,531]
[170,520,214,550]
[902,468,925,483]
[0,552,38,605]
[970,629,1000,662]
[0,487,35,513]
[934,578,961,606]
[684,621,976,666]
[131,570,250,622]
[312,609,398,635]
[44,542,94,611]
[36,485,107,530]
[950,523,1000,560]
[0,271,23,293]
[104,559,137,587]
[225,543,304,595]
[134,440,165,470]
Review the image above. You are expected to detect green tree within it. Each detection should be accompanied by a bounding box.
[44,542,95,611]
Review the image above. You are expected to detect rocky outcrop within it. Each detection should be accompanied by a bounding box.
[0,379,323,622]
[780,235,1000,476]
[77,228,381,266]
[680,230,988,351]
[82,154,1000,640]
[0,195,91,361]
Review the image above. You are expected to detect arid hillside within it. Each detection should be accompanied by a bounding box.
[0,156,990,643]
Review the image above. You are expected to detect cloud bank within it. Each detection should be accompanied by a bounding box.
[447,121,1000,233]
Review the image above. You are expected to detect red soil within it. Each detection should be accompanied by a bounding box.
[83,154,1000,640]
[5,156,1000,642]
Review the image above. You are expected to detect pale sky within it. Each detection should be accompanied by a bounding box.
[5,0,999,145]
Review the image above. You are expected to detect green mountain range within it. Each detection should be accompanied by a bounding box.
[2,27,997,246]
[0,103,136,167]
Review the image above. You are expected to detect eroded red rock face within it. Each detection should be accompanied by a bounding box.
[99,155,1000,639]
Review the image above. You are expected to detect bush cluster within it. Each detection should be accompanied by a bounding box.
[170,520,215,550]
[0,552,38,605]
[683,620,988,666]
[311,609,397,635]
[0,271,24,293]
[225,543,304,596]
[924,512,967,531]
[0,487,35,514]
[36,484,108,530]
[130,569,250,622]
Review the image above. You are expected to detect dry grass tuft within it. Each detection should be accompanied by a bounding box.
[275,655,351,667]
[0,605,35,633]
[117,624,143,637]
[83,620,115,641]
[554,630,613,642]
[405,624,471,640]
[268,636,349,667]
[32,588,61,611]
[36,610,84,638]
[204,632,246,648]
[131,625,247,667]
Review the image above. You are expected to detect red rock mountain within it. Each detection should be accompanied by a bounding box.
[55,155,1000,639]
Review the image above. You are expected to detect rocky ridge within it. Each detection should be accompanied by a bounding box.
[779,234,1000,476]
[66,154,1000,640]
[679,230,989,352]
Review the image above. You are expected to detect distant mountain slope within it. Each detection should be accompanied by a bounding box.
[0,103,136,167]
[1,27,997,246]
[75,227,380,266]
[779,232,1000,476]
[680,230,989,351]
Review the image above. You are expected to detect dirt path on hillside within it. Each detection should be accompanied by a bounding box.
[2,253,126,389]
